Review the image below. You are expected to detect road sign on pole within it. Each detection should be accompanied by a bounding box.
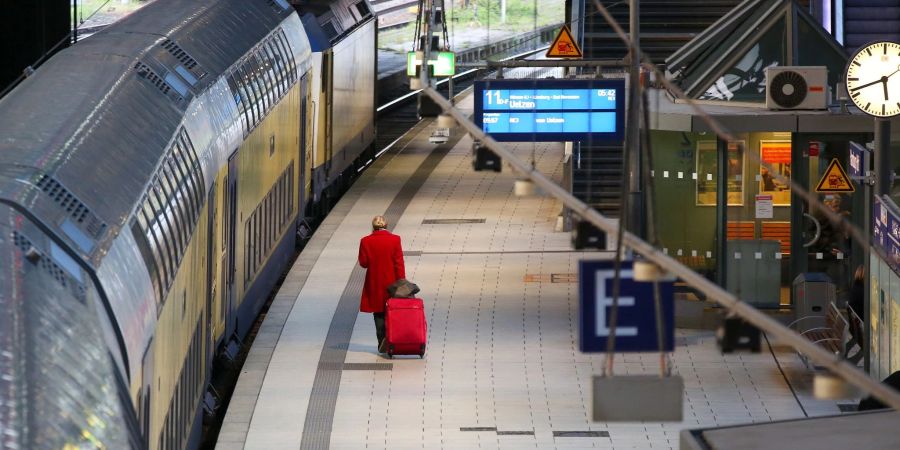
[546,25,583,58]
[815,158,855,193]
[579,260,674,353]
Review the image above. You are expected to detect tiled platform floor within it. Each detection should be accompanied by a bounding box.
[217,93,848,450]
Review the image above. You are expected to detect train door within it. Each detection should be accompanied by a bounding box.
[205,182,216,364]
[224,152,239,337]
[299,73,309,214]
[323,52,333,178]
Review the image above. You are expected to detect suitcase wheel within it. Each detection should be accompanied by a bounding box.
[419,345,426,358]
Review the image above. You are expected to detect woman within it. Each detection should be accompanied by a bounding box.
[358,215,406,353]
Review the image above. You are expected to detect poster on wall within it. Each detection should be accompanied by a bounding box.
[696,140,744,206]
[759,140,791,205]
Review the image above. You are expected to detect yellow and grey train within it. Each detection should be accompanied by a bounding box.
[0,0,376,448]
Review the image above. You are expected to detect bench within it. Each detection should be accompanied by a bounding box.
[727,221,755,240]
[845,305,865,365]
[790,302,851,370]
[761,221,791,255]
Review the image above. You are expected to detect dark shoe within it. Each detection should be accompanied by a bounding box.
[378,339,387,354]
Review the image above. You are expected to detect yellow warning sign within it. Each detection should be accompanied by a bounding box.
[815,158,855,193]
[546,25,583,58]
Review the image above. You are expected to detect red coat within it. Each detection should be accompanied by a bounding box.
[358,230,406,313]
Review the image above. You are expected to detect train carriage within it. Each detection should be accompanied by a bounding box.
[0,0,376,448]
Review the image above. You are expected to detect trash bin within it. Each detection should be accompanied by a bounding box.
[792,272,835,332]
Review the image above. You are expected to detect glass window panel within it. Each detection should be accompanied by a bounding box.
[255,52,277,107]
[237,66,259,127]
[265,40,287,96]
[149,186,178,280]
[275,32,296,82]
[244,58,269,115]
[699,17,787,102]
[159,164,187,254]
[797,16,848,91]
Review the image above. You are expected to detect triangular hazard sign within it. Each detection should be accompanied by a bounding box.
[546,25,583,58]
[815,158,855,193]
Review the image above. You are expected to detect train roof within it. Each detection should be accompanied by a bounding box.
[0,0,294,259]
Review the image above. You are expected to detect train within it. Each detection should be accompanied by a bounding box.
[0,0,377,448]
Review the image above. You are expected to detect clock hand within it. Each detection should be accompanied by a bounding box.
[885,80,890,101]
[851,78,885,91]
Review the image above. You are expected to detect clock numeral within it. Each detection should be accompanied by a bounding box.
[883,104,886,115]
[866,102,871,111]
[884,43,888,55]
[852,91,860,97]
[852,60,861,66]
[848,77,858,81]
[866,48,872,56]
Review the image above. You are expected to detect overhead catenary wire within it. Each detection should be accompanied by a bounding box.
[420,85,900,412]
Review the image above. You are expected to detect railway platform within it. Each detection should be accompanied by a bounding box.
[215,92,849,450]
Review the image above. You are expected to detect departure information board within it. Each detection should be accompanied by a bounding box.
[474,79,625,142]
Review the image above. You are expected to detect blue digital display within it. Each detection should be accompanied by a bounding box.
[474,79,625,142]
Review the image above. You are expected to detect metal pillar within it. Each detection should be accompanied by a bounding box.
[716,138,729,288]
[626,0,643,237]
[874,118,891,196]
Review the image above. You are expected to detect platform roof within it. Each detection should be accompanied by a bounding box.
[665,0,848,103]
[682,410,900,450]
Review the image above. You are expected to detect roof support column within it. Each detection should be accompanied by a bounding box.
[626,0,643,237]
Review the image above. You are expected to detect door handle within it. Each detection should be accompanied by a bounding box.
[803,212,821,248]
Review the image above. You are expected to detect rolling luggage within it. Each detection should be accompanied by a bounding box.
[384,297,427,358]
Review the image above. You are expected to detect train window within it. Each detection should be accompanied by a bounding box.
[354,1,371,18]
[168,154,195,224]
[266,43,285,99]
[321,21,339,41]
[132,220,163,304]
[264,41,286,97]
[228,73,250,134]
[236,66,257,128]
[179,133,206,209]
[244,58,269,117]
[169,156,196,228]
[274,31,296,83]
[254,52,277,109]
[140,204,167,284]
[158,165,185,251]
[149,186,177,282]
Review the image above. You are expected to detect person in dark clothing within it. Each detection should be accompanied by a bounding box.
[846,266,865,360]
[760,166,777,191]
[858,371,900,411]
[808,195,851,298]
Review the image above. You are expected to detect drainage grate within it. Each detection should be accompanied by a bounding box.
[837,403,858,412]
[460,427,497,432]
[422,218,486,225]
[524,273,578,283]
[523,274,550,283]
[342,363,392,371]
[551,273,578,283]
[497,430,534,436]
[553,431,609,438]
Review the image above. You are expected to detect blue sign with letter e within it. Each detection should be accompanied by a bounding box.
[579,260,675,353]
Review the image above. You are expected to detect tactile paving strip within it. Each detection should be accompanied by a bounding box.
[298,127,465,449]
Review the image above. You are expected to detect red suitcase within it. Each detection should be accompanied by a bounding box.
[384,297,427,358]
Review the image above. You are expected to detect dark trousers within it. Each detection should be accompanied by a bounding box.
[373,312,386,348]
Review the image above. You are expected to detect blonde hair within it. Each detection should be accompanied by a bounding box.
[372,215,387,230]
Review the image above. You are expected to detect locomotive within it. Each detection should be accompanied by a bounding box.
[0,0,376,448]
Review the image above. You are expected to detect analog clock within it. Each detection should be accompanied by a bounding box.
[845,41,900,117]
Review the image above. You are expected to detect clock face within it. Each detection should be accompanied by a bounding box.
[846,41,900,117]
